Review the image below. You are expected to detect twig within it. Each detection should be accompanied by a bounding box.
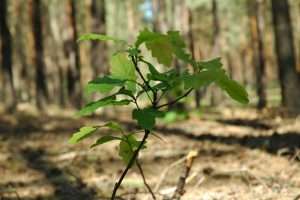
[136,159,156,200]
[111,130,150,200]
[157,88,193,109]
[13,190,22,200]
[128,79,153,104]
[157,90,168,103]
[171,150,198,200]
[294,194,300,200]
[154,157,187,192]
[119,191,164,198]
[131,56,157,104]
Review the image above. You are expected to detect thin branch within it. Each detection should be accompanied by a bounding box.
[156,88,193,109]
[125,79,153,103]
[131,56,157,104]
[131,95,141,110]
[136,159,156,200]
[131,56,150,90]
[171,150,198,200]
[119,191,164,198]
[156,90,167,103]
[126,79,145,90]
[111,130,150,200]
[154,157,186,192]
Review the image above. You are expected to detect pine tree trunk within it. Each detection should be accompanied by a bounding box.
[0,0,17,112]
[31,0,48,109]
[15,0,30,102]
[152,0,168,32]
[185,7,202,108]
[271,0,300,114]
[67,0,81,108]
[211,0,220,56]
[248,0,267,109]
[90,0,107,77]
[210,0,222,106]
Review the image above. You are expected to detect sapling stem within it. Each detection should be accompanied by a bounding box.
[111,54,157,200]
[157,88,193,109]
[111,129,150,200]
[136,159,156,200]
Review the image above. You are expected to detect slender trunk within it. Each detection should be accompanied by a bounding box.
[126,0,137,42]
[0,0,17,112]
[152,0,159,31]
[16,1,30,102]
[67,0,81,108]
[90,0,107,76]
[211,0,220,56]
[185,7,202,108]
[152,0,168,32]
[30,0,48,109]
[271,0,300,114]
[210,0,221,106]
[240,48,248,86]
[248,0,267,109]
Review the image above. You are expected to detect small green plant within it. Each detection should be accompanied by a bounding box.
[69,29,249,199]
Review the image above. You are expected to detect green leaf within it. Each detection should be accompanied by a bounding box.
[69,126,97,144]
[198,57,222,70]
[167,31,191,63]
[217,75,249,104]
[145,36,173,67]
[117,87,134,98]
[78,95,131,116]
[110,53,136,91]
[183,69,225,89]
[85,76,126,94]
[119,139,133,164]
[132,108,164,130]
[163,111,188,124]
[152,82,170,91]
[90,135,121,148]
[78,33,126,43]
[103,121,124,132]
[142,59,160,76]
[118,134,145,165]
[135,28,162,47]
[142,59,169,82]
[137,29,190,66]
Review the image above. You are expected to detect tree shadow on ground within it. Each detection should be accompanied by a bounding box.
[0,114,82,135]
[98,115,300,157]
[1,114,300,159]
[159,126,300,157]
[20,148,97,200]
[216,118,272,130]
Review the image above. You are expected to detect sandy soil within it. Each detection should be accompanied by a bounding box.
[0,108,300,200]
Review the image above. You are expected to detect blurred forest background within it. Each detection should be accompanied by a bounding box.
[2,1,300,200]
[1,0,300,115]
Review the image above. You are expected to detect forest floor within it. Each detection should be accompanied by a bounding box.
[0,107,300,200]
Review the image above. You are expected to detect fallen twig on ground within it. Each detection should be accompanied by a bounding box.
[171,150,198,200]
[154,157,186,192]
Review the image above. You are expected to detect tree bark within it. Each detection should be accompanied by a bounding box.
[67,0,81,108]
[211,0,220,56]
[248,0,267,109]
[271,0,300,114]
[210,0,222,106]
[185,7,203,108]
[0,0,17,112]
[90,0,107,77]
[152,0,168,32]
[30,0,49,109]
[15,0,30,102]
